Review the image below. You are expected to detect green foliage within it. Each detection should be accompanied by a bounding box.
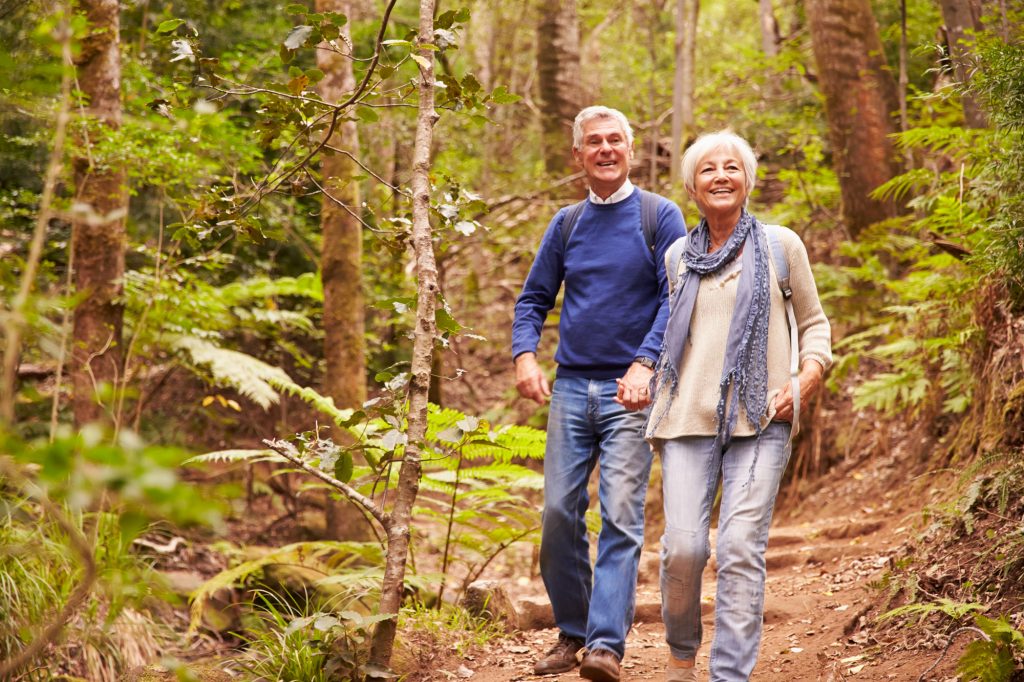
[878,597,987,625]
[958,615,1024,682]
[0,504,173,680]
[235,592,396,682]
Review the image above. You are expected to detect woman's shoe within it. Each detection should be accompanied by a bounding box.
[665,665,698,682]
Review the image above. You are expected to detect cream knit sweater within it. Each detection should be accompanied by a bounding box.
[646,225,832,440]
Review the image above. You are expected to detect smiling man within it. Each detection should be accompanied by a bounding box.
[512,106,686,682]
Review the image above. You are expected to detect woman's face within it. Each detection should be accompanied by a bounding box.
[693,148,748,223]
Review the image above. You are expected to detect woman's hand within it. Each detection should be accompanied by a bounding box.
[615,362,655,411]
[771,360,824,422]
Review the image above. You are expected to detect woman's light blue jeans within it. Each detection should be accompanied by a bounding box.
[660,422,792,681]
[540,376,653,659]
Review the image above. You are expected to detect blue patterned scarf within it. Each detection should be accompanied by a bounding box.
[649,209,772,448]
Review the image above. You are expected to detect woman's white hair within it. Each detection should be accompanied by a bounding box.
[572,106,634,150]
[680,130,758,202]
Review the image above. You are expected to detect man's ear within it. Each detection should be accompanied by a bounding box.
[571,146,582,165]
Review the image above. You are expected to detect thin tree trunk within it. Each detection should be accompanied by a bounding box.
[806,0,902,236]
[938,0,988,128]
[317,0,371,542]
[71,0,127,427]
[758,0,781,57]
[369,0,438,665]
[670,0,698,187]
[537,0,584,175]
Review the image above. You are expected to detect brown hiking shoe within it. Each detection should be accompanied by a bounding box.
[533,633,585,675]
[580,648,620,682]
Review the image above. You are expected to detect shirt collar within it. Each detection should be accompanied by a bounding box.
[589,179,634,205]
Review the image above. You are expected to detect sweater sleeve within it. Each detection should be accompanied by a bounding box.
[633,199,688,361]
[780,227,833,371]
[511,210,567,360]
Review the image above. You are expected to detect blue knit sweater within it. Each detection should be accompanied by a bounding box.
[512,190,686,379]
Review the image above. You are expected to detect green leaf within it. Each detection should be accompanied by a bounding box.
[410,54,431,70]
[334,452,353,483]
[488,85,521,104]
[285,3,308,14]
[356,106,380,123]
[284,25,314,50]
[155,18,186,34]
[435,307,462,334]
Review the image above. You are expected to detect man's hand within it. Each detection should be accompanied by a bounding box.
[772,359,824,422]
[615,361,655,411]
[515,353,551,404]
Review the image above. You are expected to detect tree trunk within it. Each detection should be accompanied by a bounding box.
[806,0,902,236]
[938,0,988,128]
[316,0,372,542]
[369,0,438,666]
[71,0,127,427]
[537,0,584,175]
[670,0,699,187]
[758,0,780,57]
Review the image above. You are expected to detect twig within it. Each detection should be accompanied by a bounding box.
[916,626,989,681]
[262,438,389,530]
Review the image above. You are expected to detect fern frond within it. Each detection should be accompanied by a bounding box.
[175,336,291,410]
[183,449,287,465]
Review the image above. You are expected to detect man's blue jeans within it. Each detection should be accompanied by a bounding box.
[660,422,792,681]
[539,376,652,659]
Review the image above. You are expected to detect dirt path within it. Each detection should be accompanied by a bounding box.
[444,505,963,682]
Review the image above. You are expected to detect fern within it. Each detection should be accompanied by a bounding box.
[183,449,286,465]
[957,615,1024,682]
[175,336,292,409]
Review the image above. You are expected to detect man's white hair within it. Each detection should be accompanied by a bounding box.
[572,106,634,150]
[680,130,758,204]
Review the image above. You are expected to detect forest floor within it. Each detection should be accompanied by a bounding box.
[410,435,971,682]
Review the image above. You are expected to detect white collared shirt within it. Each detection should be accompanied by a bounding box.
[589,179,634,205]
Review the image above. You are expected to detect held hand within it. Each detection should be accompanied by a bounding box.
[515,353,551,404]
[771,360,824,423]
[614,362,655,411]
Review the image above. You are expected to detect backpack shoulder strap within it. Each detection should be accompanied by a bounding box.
[765,224,801,442]
[639,189,658,253]
[665,235,688,296]
[765,225,792,299]
[559,200,588,250]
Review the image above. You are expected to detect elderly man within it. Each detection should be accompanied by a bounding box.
[512,106,686,682]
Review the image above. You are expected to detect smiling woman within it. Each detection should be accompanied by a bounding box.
[646,130,833,680]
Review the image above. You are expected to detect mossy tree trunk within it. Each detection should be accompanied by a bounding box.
[317,0,372,542]
[71,0,127,427]
[537,0,584,175]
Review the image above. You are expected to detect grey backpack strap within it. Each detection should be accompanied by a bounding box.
[640,189,658,253]
[665,235,688,297]
[766,225,800,442]
[559,200,588,249]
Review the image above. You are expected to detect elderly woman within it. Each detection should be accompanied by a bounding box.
[646,131,832,681]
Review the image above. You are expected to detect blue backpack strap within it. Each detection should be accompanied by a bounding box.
[559,200,588,250]
[766,225,800,442]
[639,189,658,253]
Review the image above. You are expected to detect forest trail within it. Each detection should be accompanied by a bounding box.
[454,503,961,682]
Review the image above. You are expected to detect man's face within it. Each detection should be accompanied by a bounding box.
[572,117,633,199]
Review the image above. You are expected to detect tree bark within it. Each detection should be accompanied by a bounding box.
[938,0,988,128]
[806,0,902,236]
[369,0,438,665]
[71,0,127,427]
[758,0,781,57]
[316,0,371,542]
[670,0,699,187]
[537,0,584,175]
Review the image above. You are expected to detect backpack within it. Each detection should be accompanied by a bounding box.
[560,188,660,252]
[664,225,802,442]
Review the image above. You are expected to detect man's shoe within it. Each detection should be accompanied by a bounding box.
[579,648,620,682]
[533,633,585,675]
